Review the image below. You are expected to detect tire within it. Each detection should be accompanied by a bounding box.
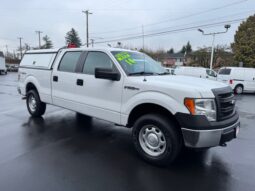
[132,114,182,166]
[26,90,46,117]
[234,85,243,94]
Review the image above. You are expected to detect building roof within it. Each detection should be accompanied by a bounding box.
[0,51,4,58]
[167,52,185,58]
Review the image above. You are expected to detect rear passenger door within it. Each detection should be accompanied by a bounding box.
[52,51,83,109]
[75,51,123,124]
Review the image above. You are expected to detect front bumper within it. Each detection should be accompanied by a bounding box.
[175,111,240,148]
[181,120,240,148]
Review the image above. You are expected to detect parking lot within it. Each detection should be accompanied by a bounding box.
[0,72,254,191]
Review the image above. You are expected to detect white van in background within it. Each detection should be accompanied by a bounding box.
[0,52,7,75]
[217,67,255,94]
[173,66,217,80]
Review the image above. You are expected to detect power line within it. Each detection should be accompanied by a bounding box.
[94,18,245,44]
[99,10,254,40]
[91,0,248,35]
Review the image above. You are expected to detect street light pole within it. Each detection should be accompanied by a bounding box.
[209,34,215,70]
[198,24,231,70]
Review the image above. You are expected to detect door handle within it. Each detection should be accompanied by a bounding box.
[53,76,58,82]
[76,79,83,86]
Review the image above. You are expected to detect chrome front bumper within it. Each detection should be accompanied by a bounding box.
[181,120,240,148]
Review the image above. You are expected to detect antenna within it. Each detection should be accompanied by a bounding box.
[142,25,146,82]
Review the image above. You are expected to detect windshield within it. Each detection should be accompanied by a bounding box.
[206,69,217,77]
[111,51,166,75]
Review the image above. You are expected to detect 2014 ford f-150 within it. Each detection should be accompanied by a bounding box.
[18,48,240,165]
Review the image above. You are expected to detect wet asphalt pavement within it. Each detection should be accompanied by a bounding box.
[0,73,254,191]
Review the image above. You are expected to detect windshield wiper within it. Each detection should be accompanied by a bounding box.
[128,72,156,76]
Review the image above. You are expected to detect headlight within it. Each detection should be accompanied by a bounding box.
[184,98,217,121]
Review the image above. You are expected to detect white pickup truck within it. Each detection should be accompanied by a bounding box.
[18,47,240,165]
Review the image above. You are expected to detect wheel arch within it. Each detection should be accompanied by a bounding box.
[26,82,38,94]
[127,103,181,129]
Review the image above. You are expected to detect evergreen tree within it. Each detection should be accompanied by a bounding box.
[186,41,192,53]
[167,48,174,54]
[231,14,255,67]
[180,46,186,54]
[42,35,53,49]
[65,28,82,47]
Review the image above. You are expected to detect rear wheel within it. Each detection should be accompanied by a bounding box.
[26,90,46,117]
[132,114,182,166]
[234,85,243,94]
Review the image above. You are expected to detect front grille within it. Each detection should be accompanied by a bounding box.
[212,87,235,121]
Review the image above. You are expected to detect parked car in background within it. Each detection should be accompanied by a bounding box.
[164,67,174,74]
[217,67,255,94]
[173,66,217,80]
[0,52,7,75]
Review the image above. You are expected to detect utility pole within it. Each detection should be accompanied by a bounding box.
[5,45,8,55]
[89,37,103,47]
[90,39,95,47]
[18,37,23,58]
[198,24,231,70]
[82,10,92,47]
[35,31,43,49]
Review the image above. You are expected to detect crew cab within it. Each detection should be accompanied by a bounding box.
[18,48,240,165]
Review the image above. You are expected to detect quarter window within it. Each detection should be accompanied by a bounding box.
[219,68,231,75]
[83,52,114,75]
[58,52,82,72]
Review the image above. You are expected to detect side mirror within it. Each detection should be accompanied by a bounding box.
[95,68,120,81]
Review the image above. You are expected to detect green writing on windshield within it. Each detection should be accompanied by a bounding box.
[115,52,136,65]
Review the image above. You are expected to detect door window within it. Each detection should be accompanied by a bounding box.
[83,52,114,75]
[58,51,82,72]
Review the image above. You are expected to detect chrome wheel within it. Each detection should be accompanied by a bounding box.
[139,125,166,157]
[28,94,37,112]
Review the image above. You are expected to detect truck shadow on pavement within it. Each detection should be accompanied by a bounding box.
[19,113,232,190]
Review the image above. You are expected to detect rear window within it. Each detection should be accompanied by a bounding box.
[20,53,56,68]
[219,68,231,75]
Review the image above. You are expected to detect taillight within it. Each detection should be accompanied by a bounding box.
[229,79,233,84]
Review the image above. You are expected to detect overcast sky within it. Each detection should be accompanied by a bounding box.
[0,0,254,53]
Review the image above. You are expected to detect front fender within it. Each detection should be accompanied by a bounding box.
[120,91,189,125]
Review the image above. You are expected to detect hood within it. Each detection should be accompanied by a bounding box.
[129,75,229,98]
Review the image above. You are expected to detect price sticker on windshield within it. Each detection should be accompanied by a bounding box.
[115,52,136,65]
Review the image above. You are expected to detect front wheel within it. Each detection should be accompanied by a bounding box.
[132,114,182,166]
[26,90,46,117]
